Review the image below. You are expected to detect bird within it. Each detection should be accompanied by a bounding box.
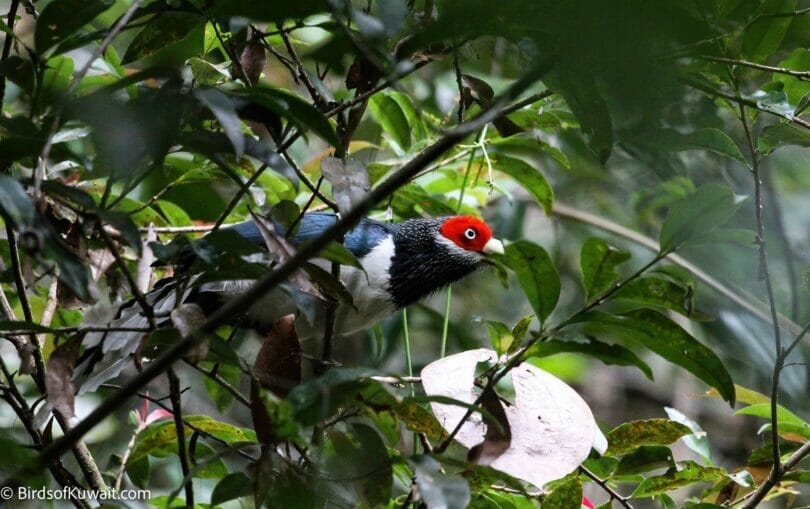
[76,212,504,393]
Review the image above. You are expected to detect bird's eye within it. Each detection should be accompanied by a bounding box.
[464,228,477,240]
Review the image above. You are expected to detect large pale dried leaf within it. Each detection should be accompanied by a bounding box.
[421,349,600,489]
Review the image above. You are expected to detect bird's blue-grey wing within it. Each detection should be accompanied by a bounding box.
[230,212,397,257]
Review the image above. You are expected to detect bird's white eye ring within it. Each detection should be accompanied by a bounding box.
[464,228,477,240]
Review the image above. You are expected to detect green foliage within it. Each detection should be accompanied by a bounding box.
[502,241,560,323]
[607,419,692,456]
[579,238,631,304]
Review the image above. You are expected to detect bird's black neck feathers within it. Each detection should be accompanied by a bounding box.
[387,218,483,308]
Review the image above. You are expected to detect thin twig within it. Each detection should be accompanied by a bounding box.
[140,225,222,234]
[168,368,194,507]
[185,361,250,407]
[738,99,783,475]
[699,55,810,80]
[277,22,325,109]
[4,222,46,390]
[211,163,270,231]
[580,466,634,509]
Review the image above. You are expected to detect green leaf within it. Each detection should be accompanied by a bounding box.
[129,415,257,464]
[527,336,653,380]
[232,87,342,152]
[99,211,143,257]
[579,238,631,303]
[631,461,726,498]
[659,184,739,253]
[287,368,375,425]
[741,0,796,62]
[772,48,810,105]
[35,0,113,54]
[318,242,364,270]
[583,310,735,404]
[486,321,514,355]
[194,88,245,158]
[302,262,354,308]
[502,240,560,323]
[44,235,91,301]
[783,470,810,483]
[615,445,675,476]
[186,57,230,86]
[413,455,471,509]
[758,124,810,154]
[664,407,711,463]
[510,314,534,345]
[393,397,447,439]
[40,55,74,104]
[613,276,692,316]
[389,91,426,142]
[492,156,554,215]
[122,12,204,64]
[369,93,412,151]
[544,67,613,163]
[543,475,582,509]
[735,403,810,439]
[0,117,44,163]
[323,424,392,507]
[654,128,745,163]
[0,175,36,227]
[211,472,253,506]
[607,419,692,456]
[126,456,149,489]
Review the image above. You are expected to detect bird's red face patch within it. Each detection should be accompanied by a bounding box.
[439,216,493,252]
